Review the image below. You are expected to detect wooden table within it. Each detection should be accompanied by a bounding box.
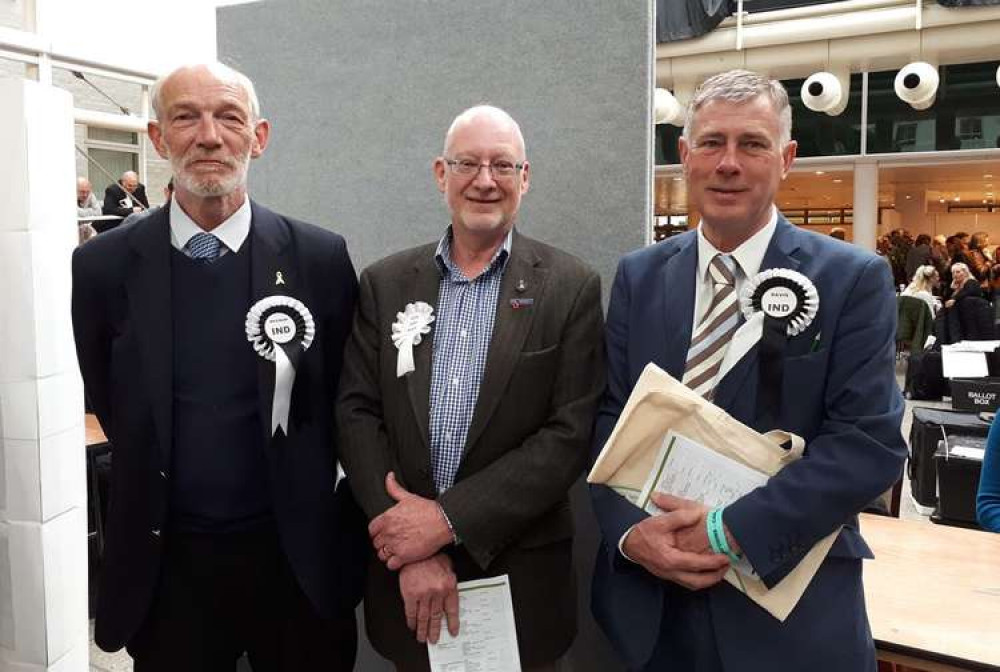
[862,513,1000,671]
[85,414,110,556]
[86,413,107,446]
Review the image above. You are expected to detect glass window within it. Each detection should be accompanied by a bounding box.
[88,149,138,199]
[743,0,847,12]
[87,127,139,145]
[783,73,863,158]
[866,60,1000,154]
[655,123,682,166]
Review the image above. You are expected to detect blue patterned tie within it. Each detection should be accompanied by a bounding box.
[186,232,221,263]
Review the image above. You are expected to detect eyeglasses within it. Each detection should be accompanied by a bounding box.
[443,158,524,179]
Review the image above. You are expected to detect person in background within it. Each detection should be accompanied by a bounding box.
[930,234,949,286]
[101,170,149,230]
[978,417,1000,532]
[904,234,933,283]
[77,177,103,217]
[902,265,941,317]
[121,178,174,227]
[945,262,982,309]
[967,231,993,288]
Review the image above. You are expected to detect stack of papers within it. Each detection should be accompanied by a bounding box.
[942,341,1000,378]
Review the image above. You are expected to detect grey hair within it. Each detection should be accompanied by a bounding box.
[681,69,792,146]
[951,262,971,277]
[150,62,261,121]
[443,105,526,158]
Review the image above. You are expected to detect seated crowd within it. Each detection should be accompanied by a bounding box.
[882,229,1000,343]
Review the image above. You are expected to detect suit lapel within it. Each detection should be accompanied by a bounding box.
[661,235,698,379]
[464,232,547,455]
[401,253,442,453]
[126,209,173,469]
[249,201,292,442]
[713,216,802,415]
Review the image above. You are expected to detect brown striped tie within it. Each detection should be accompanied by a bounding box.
[682,254,740,400]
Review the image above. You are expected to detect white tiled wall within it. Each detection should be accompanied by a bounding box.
[0,78,88,671]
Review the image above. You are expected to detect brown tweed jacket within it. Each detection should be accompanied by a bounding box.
[337,229,605,667]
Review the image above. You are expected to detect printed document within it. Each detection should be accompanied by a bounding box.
[637,431,769,578]
[637,430,769,513]
[427,575,521,672]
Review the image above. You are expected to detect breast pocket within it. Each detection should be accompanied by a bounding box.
[506,344,561,420]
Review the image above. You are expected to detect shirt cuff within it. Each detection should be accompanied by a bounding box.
[437,503,461,546]
[618,524,639,564]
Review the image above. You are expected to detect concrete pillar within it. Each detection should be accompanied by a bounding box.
[0,77,89,672]
[853,161,878,252]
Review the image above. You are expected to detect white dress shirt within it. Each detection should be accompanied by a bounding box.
[692,206,779,329]
[169,197,252,258]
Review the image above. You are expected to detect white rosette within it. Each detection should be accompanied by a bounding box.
[245,295,316,436]
[739,268,819,336]
[391,302,435,377]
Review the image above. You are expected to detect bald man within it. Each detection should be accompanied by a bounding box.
[101,169,150,229]
[337,105,605,671]
[72,63,365,671]
[77,177,102,217]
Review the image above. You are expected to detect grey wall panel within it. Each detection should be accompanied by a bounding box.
[219,2,650,670]
[218,0,649,296]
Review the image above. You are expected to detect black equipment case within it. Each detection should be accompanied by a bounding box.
[907,408,990,508]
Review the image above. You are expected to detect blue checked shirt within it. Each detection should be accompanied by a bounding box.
[428,228,512,493]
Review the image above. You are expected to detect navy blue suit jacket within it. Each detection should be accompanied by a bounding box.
[72,201,368,651]
[590,216,905,671]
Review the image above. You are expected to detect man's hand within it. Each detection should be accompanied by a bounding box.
[399,553,460,644]
[370,472,453,570]
[623,496,730,591]
[653,493,743,557]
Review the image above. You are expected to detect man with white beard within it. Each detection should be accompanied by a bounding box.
[71,62,367,671]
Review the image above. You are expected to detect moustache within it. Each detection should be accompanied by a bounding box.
[184,156,239,169]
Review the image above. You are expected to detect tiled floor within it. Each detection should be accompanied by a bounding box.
[88,621,132,672]
[86,364,949,671]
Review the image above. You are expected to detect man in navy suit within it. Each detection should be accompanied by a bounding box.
[590,70,905,671]
[72,63,366,671]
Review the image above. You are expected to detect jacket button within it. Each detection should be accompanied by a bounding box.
[151,528,161,538]
[159,471,167,479]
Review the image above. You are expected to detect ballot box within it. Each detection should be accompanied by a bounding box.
[931,436,985,528]
[951,377,1000,413]
[908,408,990,509]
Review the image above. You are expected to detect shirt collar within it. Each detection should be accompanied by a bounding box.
[435,227,513,280]
[169,197,252,253]
[696,205,778,281]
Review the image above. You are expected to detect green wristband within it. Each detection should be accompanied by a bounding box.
[707,508,741,566]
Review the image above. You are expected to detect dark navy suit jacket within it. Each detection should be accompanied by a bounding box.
[590,216,906,671]
[72,201,368,651]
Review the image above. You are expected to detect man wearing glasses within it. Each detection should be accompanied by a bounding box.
[337,105,605,671]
